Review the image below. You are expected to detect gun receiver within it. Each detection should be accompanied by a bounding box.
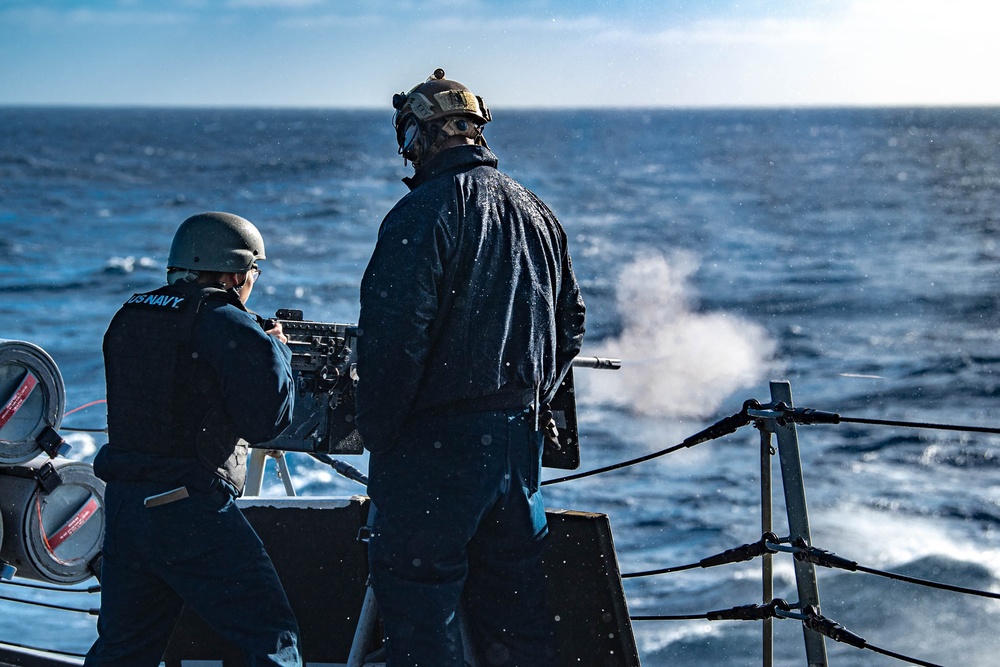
[254,309,363,454]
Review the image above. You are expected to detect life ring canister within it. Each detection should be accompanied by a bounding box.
[0,458,105,584]
[0,339,68,465]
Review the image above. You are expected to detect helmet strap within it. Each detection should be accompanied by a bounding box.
[409,117,486,169]
[166,268,200,285]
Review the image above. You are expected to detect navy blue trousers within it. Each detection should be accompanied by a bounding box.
[367,409,557,667]
[85,481,301,667]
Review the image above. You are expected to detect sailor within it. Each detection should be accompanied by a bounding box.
[85,212,302,667]
[356,69,586,666]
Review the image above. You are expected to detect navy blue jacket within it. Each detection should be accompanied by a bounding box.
[356,145,586,452]
[96,283,294,494]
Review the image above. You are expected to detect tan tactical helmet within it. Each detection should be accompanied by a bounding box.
[166,211,265,274]
[392,69,491,165]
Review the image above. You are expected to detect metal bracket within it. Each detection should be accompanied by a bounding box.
[35,461,64,494]
[36,425,71,458]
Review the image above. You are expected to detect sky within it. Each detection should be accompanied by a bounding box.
[1,0,999,109]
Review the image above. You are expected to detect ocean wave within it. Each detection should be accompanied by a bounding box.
[103,255,160,275]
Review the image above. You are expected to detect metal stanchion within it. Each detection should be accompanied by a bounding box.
[751,382,829,667]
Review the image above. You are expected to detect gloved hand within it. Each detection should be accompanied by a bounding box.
[539,408,561,450]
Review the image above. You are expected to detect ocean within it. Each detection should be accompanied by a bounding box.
[2,106,1000,666]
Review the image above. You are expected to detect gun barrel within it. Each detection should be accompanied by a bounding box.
[572,356,621,370]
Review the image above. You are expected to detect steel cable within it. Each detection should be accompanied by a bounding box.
[839,414,1000,434]
[770,404,1000,436]
[623,533,781,579]
[542,439,695,485]
[790,539,1000,601]
[635,600,945,667]
[0,579,99,594]
[853,562,1000,599]
[0,639,87,659]
[864,643,946,667]
[0,593,98,615]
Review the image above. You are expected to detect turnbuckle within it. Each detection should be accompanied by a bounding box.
[747,402,841,426]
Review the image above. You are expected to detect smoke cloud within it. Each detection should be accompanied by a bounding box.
[583,251,775,419]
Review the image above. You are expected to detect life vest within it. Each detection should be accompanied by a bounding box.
[102,282,248,491]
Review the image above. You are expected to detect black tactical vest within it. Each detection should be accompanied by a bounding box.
[103,282,249,491]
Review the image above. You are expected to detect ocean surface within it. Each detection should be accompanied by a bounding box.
[2,106,1000,666]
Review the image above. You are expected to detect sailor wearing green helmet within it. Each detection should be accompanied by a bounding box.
[86,212,302,667]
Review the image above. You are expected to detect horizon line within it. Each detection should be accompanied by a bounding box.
[3,102,1000,112]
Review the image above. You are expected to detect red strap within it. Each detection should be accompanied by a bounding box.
[47,496,100,550]
[0,371,38,431]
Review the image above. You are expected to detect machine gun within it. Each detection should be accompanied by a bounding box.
[543,356,620,470]
[255,309,620,470]
[254,309,362,455]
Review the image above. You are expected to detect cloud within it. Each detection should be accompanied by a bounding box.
[226,0,324,8]
[0,6,190,27]
[274,12,386,29]
[439,0,1000,107]
[2,0,998,107]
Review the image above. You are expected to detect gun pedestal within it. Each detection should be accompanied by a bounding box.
[245,449,296,498]
[344,504,479,667]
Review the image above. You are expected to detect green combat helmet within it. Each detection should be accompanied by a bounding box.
[167,211,265,278]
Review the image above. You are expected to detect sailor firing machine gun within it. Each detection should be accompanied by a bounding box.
[256,309,619,470]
